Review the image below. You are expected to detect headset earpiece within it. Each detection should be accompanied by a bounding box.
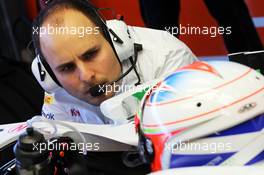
[37,60,46,81]
[109,28,123,44]
[106,20,135,62]
[32,57,62,93]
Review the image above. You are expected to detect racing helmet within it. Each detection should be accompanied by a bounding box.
[136,61,264,171]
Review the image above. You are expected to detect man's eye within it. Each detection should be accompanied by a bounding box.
[83,49,98,60]
[60,64,75,72]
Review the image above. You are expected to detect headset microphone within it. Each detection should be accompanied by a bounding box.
[89,43,142,97]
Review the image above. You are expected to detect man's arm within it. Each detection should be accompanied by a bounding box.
[154,31,198,78]
[130,26,198,81]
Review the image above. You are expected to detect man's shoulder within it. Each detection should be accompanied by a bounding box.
[44,90,89,107]
[128,26,197,80]
[42,90,105,124]
[129,26,188,51]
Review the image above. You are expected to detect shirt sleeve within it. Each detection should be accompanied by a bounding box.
[154,31,198,78]
[131,26,198,82]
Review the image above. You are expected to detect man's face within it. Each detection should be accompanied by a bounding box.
[39,9,121,106]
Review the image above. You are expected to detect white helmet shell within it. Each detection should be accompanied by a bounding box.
[138,61,264,171]
[141,61,264,135]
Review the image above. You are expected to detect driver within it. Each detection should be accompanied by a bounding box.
[31,0,197,124]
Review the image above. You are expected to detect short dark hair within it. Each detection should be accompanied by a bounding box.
[32,0,106,59]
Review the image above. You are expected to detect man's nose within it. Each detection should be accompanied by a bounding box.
[78,64,96,83]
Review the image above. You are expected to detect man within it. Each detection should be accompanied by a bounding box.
[32,0,197,124]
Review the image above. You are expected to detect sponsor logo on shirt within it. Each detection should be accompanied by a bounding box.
[70,108,81,117]
[42,110,55,120]
[44,94,54,105]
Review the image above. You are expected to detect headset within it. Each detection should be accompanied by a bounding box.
[31,0,143,96]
